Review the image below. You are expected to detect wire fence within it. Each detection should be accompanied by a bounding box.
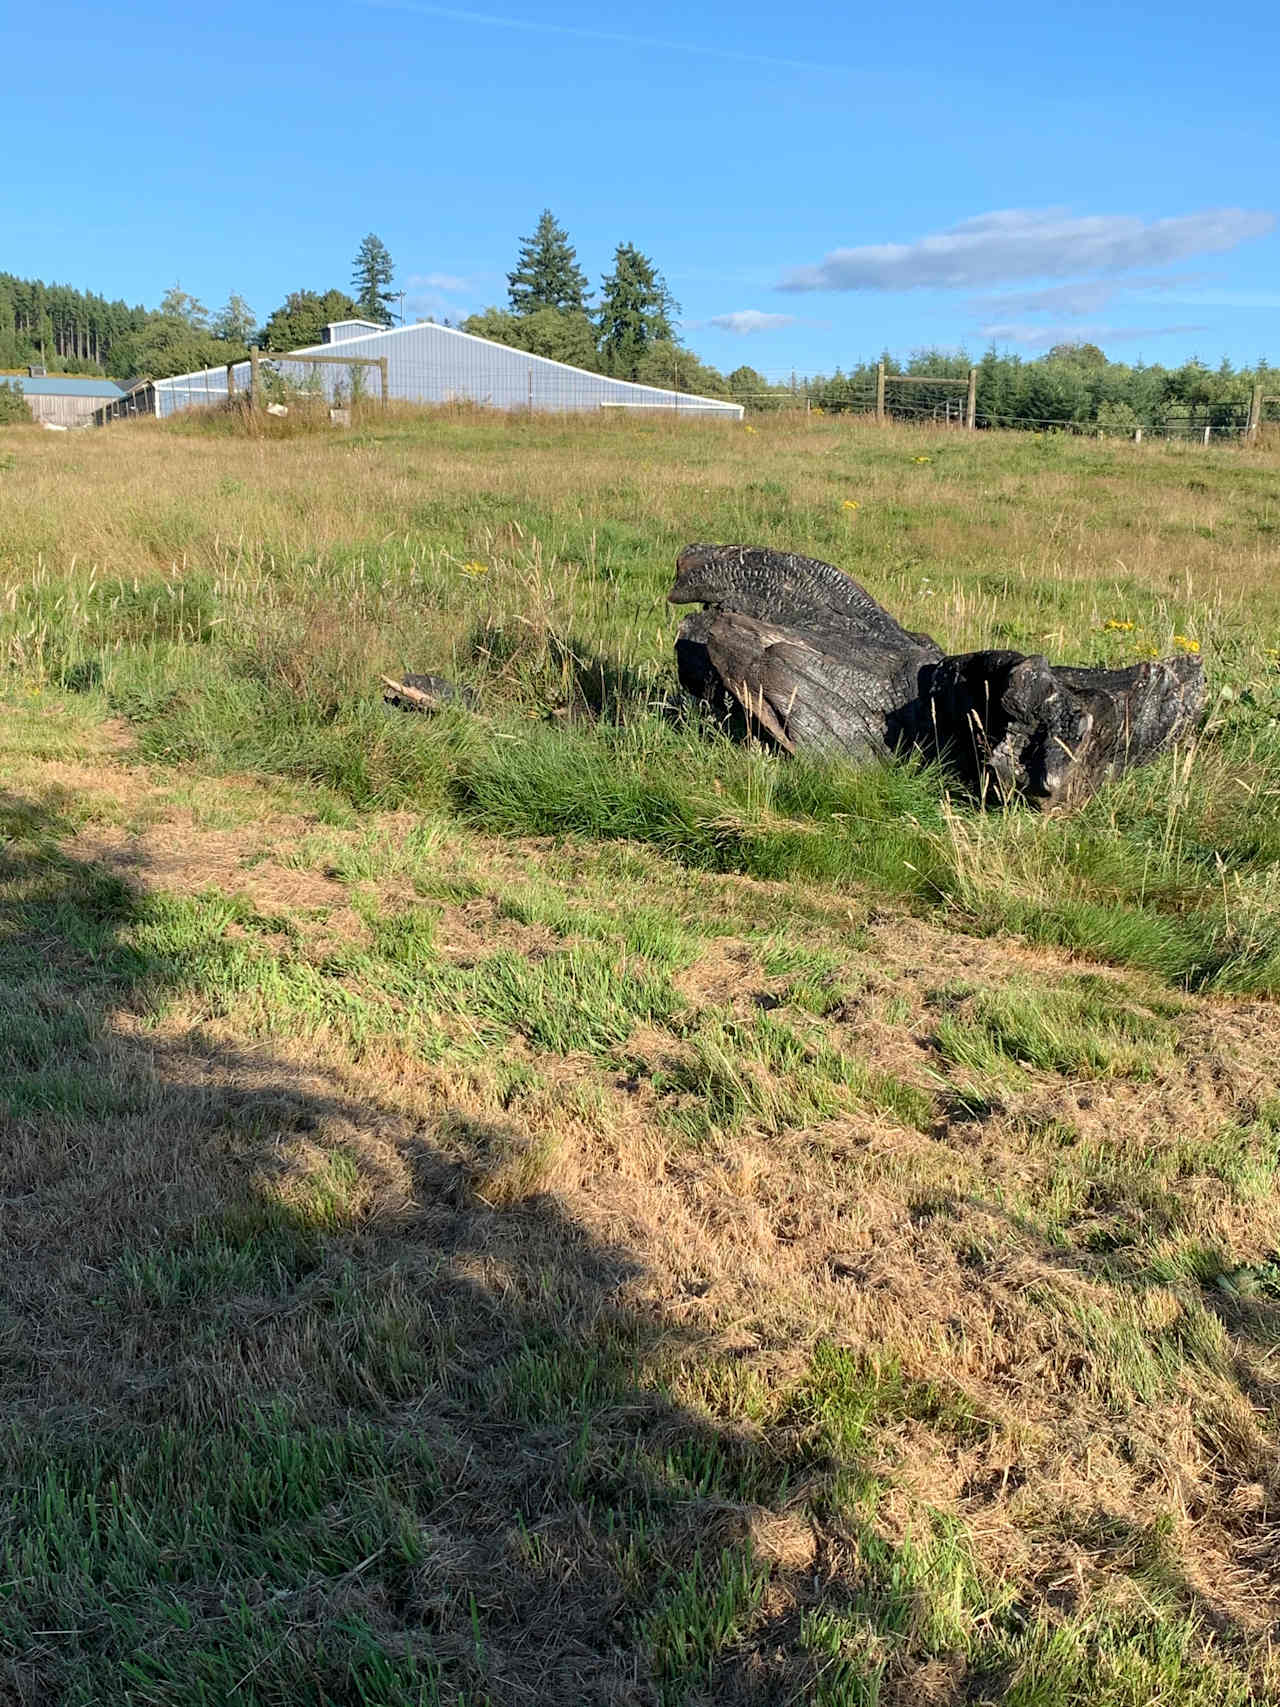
[729,370,1280,444]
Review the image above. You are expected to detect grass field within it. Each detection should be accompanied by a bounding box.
[3,406,1280,1705]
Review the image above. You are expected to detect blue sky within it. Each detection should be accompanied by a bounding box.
[4,0,1278,375]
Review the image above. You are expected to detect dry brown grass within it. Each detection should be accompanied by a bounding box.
[5,762,1280,1698]
[4,409,1280,1702]
[5,409,1279,644]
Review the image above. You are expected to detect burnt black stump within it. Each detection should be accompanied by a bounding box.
[671,543,1204,810]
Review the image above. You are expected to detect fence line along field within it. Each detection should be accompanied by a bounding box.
[3,403,1280,1705]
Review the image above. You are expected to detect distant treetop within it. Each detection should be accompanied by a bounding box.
[507,210,590,317]
[351,234,396,327]
[260,288,362,352]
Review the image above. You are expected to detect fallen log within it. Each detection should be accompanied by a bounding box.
[671,544,1204,810]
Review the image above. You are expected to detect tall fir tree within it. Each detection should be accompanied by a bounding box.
[350,234,396,326]
[507,210,589,316]
[595,244,678,378]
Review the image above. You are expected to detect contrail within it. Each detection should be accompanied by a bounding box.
[364,0,850,76]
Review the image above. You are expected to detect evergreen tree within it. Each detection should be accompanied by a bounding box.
[350,234,396,326]
[595,244,678,378]
[507,210,589,316]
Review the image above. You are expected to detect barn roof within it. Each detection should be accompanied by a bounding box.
[0,374,125,398]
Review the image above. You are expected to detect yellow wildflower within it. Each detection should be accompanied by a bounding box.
[911,455,931,464]
[744,424,758,435]
[1133,644,1160,658]
[842,499,861,511]
[1172,634,1200,653]
[1266,647,1279,660]
[1102,618,1135,632]
[460,560,489,577]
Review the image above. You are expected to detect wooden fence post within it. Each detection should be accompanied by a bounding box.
[875,362,885,424]
[965,366,977,431]
[226,362,236,403]
[1247,383,1263,443]
[249,346,261,408]
[379,357,389,410]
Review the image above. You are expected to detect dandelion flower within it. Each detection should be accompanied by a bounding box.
[842,499,861,511]
[744,424,758,435]
[911,455,931,464]
[1102,618,1136,632]
[1172,634,1200,653]
[460,560,489,577]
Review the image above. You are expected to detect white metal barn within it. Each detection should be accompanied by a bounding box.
[121,319,743,421]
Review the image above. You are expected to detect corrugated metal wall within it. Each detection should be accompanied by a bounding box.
[148,322,744,420]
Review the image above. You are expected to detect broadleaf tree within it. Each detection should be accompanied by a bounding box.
[210,293,256,345]
[158,284,208,329]
[507,210,590,316]
[595,244,679,379]
[350,234,396,326]
[0,380,29,423]
[462,305,600,371]
[259,289,362,351]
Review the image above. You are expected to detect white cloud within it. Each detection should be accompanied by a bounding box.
[778,208,1274,292]
[968,275,1195,319]
[980,320,1210,351]
[407,271,469,293]
[702,310,798,334]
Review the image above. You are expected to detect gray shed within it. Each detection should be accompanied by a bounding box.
[3,372,124,426]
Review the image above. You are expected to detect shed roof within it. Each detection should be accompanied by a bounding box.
[0,374,125,398]
[323,319,387,341]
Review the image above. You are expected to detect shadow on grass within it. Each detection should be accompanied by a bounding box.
[0,789,1267,1706]
[0,790,906,1705]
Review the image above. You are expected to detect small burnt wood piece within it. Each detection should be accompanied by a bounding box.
[670,543,1204,810]
[381,673,477,713]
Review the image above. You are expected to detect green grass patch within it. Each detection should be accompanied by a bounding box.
[932,976,1178,1084]
[654,1008,933,1142]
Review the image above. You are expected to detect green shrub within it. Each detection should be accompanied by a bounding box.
[0,379,31,424]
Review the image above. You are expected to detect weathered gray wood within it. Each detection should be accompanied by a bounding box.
[671,543,1205,811]
[1248,383,1263,442]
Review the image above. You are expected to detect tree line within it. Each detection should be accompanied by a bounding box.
[968,344,1280,433]
[746,345,1280,434]
[4,217,1275,430]
[0,235,398,383]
